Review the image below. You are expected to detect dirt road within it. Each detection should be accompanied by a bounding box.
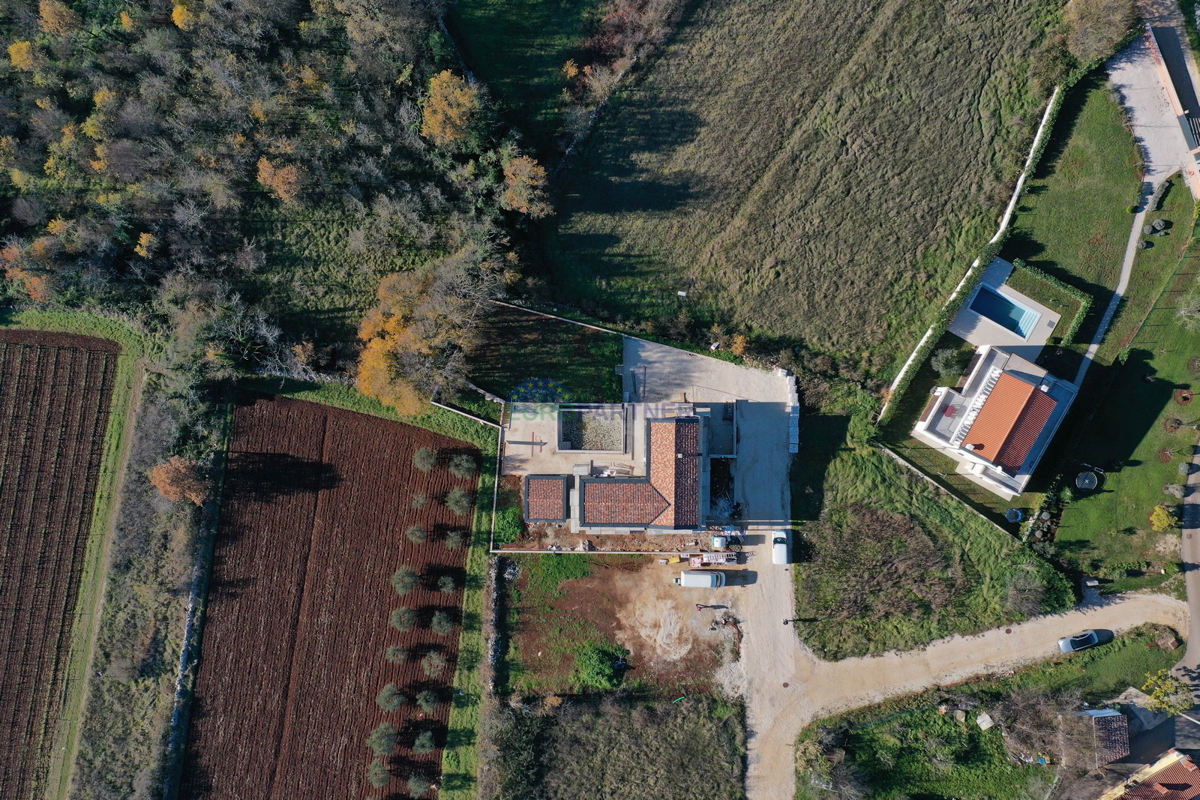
[739,592,1188,800]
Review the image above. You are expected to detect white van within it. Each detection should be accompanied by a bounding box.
[772,531,791,565]
[674,570,726,588]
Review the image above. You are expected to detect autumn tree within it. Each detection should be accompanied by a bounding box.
[1063,0,1134,63]
[1144,669,1193,715]
[1151,505,1179,532]
[8,41,35,71]
[420,70,483,151]
[500,155,551,218]
[256,157,303,204]
[150,456,206,505]
[38,0,82,35]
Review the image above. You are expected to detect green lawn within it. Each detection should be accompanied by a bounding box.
[878,75,1195,527]
[465,303,624,402]
[542,0,1059,372]
[793,400,1072,660]
[797,624,1182,800]
[450,0,603,156]
[1054,246,1200,591]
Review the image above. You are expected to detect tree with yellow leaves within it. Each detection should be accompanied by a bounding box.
[420,70,482,151]
[38,0,81,35]
[500,155,551,218]
[8,42,35,71]
[172,3,198,30]
[256,157,303,204]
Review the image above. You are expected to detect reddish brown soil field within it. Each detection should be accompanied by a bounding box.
[181,395,478,800]
[0,331,120,798]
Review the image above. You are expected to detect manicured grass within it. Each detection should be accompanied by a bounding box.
[1054,248,1200,590]
[1002,74,1141,359]
[792,403,1072,660]
[0,310,148,800]
[466,303,624,402]
[797,624,1182,799]
[450,0,603,155]
[543,0,1059,372]
[238,375,495,799]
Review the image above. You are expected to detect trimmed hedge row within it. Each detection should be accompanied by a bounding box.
[1009,258,1093,345]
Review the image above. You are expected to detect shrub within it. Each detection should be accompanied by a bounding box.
[573,643,628,690]
[930,348,966,383]
[390,607,417,632]
[430,610,455,635]
[437,575,456,594]
[445,486,473,516]
[445,530,467,549]
[366,722,399,756]
[416,689,440,714]
[413,446,437,472]
[1150,505,1179,532]
[367,757,391,788]
[407,774,432,797]
[376,683,406,712]
[448,453,477,479]
[412,493,428,510]
[413,730,436,755]
[422,651,448,677]
[385,645,410,664]
[406,524,428,543]
[391,566,418,595]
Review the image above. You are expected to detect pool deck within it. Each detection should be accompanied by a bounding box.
[947,259,1060,362]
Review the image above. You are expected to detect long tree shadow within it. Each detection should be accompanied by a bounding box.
[226,452,341,502]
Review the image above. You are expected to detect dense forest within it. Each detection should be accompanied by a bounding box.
[0,0,551,408]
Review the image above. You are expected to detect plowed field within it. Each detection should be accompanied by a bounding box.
[0,331,120,798]
[181,395,478,799]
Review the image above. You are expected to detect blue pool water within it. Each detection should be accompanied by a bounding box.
[969,286,1040,338]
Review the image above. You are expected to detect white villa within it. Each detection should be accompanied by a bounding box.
[912,345,1077,500]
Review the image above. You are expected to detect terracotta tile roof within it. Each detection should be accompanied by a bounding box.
[963,372,1058,474]
[1090,712,1129,766]
[579,417,702,529]
[580,480,669,526]
[525,476,569,522]
[1121,754,1200,799]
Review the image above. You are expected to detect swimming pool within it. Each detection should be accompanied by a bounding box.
[969,286,1040,338]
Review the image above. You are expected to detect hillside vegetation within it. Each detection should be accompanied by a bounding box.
[545,0,1059,375]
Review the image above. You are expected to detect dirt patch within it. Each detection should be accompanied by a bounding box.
[504,526,702,552]
[1165,416,1183,433]
[509,558,726,693]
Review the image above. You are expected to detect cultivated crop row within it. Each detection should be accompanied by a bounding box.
[181,395,477,799]
[0,332,119,798]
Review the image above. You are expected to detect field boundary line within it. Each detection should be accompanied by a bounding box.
[431,398,500,428]
[491,299,628,336]
[490,413,503,551]
[879,85,1062,419]
[876,444,1009,536]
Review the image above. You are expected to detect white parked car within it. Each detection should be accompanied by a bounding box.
[1058,630,1100,653]
[772,531,791,565]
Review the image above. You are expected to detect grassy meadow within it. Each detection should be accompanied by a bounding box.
[543,0,1059,372]
[237,203,442,343]
[450,0,603,155]
[796,624,1182,799]
[465,304,624,402]
[792,397,1072,660]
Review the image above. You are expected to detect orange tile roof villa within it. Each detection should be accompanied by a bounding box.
[911,346,1077,501]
